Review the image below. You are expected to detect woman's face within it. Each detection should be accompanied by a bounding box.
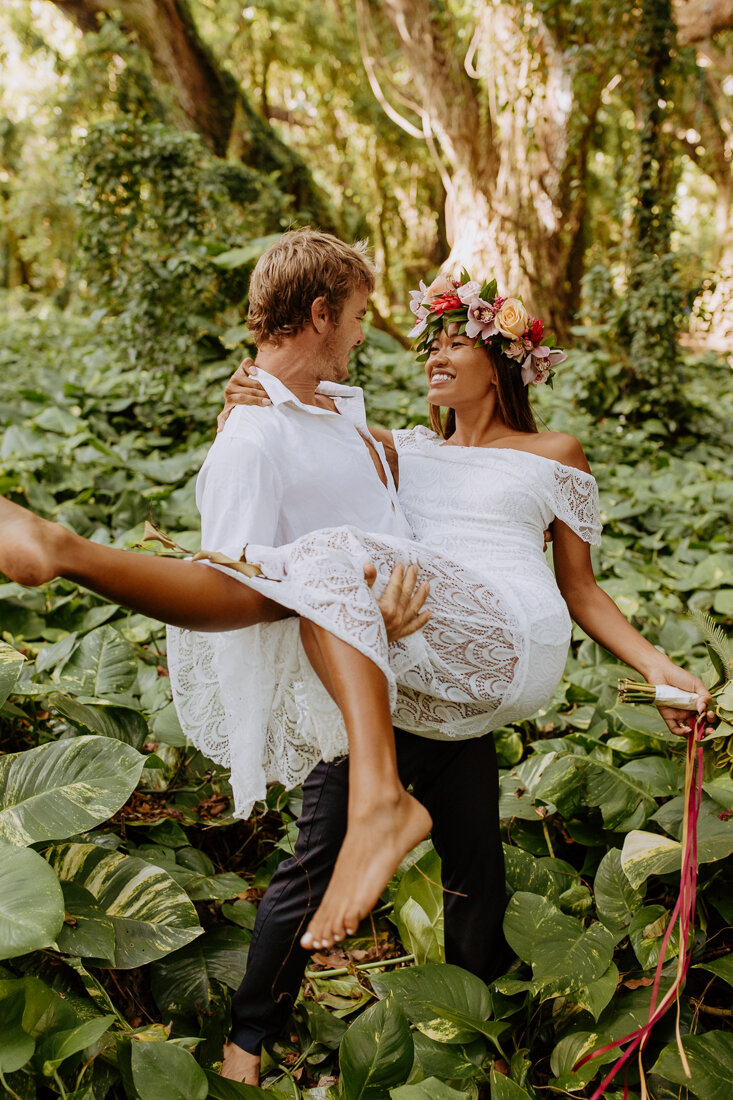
[424,324,495,408]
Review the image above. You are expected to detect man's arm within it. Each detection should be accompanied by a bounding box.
[198,417,281,557]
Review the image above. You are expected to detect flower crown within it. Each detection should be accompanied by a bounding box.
[408,273,567,386]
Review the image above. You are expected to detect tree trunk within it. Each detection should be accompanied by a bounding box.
[49,0,337,229]
[674,0,733,43]
[364,0,606,338]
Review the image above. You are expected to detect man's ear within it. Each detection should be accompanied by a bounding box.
[310,295,331,334]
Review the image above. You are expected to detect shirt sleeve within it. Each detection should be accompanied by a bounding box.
[196,413,282,558]
[552,465,602,545]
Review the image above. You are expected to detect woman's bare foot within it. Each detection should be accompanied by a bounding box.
[221,1041,261,1084]
[0,496,65,586]
[301,791,431,950]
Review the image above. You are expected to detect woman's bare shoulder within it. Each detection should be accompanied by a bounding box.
[533,432,591,473]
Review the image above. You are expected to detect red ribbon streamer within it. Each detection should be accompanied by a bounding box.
[574,714,706,1098]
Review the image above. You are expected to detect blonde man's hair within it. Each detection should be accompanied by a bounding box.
[247,228,376,346]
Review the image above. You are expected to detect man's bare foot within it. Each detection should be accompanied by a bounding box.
[221,1041,261,1084]
[0,496,64,586]
[301,791,431,950]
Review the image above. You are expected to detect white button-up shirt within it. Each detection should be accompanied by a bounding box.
[196,370,413,557]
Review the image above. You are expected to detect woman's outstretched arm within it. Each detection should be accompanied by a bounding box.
[552,517,714,735]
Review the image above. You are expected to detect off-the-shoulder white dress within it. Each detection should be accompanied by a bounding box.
[167,426,602,817]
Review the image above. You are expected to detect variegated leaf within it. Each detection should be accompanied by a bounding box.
[45,842,202,967]
[0,641,25,709]
[0,735,145,846]
[0,840,64,960]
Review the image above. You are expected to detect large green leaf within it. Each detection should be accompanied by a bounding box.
[0,982,35,1074]
[594,848,645,931]
[45,842,202,967]
[628,904,679,969]
[622,796,733,888]
[150,925,250,1013]
[693,952,733,988]
[38,1014,115,1075]
[620,830,682,888]
[339,996,414,1100]
[392,849,444,966]
[48,693,149,747]
[0,735,145,845]
[390,1079,466,1099]
[56,882,116,962]
[503,892,617,999]
[130,1040,208,1100]
[410,1032,485,1081]
[0,640,24,707]
[503,844,562,901]
[0,840,64,960]
[204,1071,271,1098]
[371,964,504,1047]
[55,625,137,697]
[488,1068,534,1099]
[652,1031,733,1099]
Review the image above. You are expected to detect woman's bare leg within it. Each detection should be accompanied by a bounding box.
[0,497,286,630]
[299,620,431,949]
[1,496,431,946]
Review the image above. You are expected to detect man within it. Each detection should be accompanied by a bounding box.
[202,228,508,1085]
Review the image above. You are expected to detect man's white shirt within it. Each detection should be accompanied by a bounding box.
[197,370,413,557]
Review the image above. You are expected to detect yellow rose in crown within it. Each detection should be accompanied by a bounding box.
[494,298,528,339]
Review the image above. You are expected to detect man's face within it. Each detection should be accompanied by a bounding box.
[320,286,368,381]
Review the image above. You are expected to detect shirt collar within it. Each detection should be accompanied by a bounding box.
[254,370,367,425]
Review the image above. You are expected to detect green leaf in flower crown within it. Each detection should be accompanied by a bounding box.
[594,848,646,931]
[38,1014,115,1076]
[0,840,64,960]
[652,1031,733,1099]
[150,925,250,1014]
[370,964,505,1048]
[0,735,145,846]
[339,996,414,1100]
[130,1040,208,1100]
[45,842,202,968]
[0,640,24,708]
[55,624,137,697]
[503,892,616,999]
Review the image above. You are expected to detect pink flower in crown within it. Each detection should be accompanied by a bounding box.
[408,312,429,338]
[505,340,526,361]
[521,345,567,385]
[465,298,498,340]
[456,280,482,305]
[409,281,429,317]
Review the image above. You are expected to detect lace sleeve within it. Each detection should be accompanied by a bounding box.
[552,466,602,545]
[393,425,439,453]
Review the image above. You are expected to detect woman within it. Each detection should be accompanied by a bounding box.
[0,273,712,952]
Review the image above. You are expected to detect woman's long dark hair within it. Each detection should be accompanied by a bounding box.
[428,343,538,439]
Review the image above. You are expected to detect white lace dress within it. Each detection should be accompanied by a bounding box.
[167,426,601,817]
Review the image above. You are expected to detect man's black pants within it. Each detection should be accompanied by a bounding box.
[230,727,506,1054]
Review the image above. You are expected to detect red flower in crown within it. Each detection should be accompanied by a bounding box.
[430,293,463,315]
[528,317,544,345]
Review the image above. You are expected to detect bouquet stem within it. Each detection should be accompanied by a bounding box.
[575,714,705,1098]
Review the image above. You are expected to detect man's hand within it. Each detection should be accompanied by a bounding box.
[217,358,271,433]
[647,660,716,737]
[364,561,431,643]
